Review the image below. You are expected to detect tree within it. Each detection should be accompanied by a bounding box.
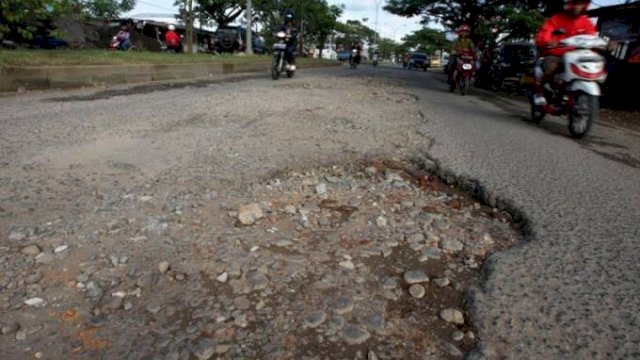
[253,0,343,55]
[194,0,244,26]
[81,0,136,19]
[334,20,377,49]
[402,27,449,54]
[303,1,343,57]
[384,0,547,42]
[0,0,74,41]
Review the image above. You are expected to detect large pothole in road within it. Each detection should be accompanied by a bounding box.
[0,159,520,359]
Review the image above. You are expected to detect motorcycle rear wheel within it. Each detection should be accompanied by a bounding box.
[460,77,470,96]
[569,92,597,139]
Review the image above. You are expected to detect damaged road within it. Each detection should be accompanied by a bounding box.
[1,65,639,359]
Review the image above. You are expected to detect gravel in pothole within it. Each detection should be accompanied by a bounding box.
[0,160,520,359]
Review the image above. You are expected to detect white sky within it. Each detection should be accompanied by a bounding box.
[125,0,625,42]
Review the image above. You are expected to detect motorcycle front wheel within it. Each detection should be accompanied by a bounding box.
[271,53,281,80]
[569,92,597,139]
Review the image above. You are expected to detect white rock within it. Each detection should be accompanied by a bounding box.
[216,272,228,283]
[284,205,297,214]
[339,260,355,270]
[24,298,44,306]
[158,261,170,274]
[112,291,127,298]
[238,203,264,225]
[409,284,426,298]
[138,195,154,202]
[315,183,327,195]
[440,308,465,325]
[21,245,41,256]
[441,238,464,252]
[54,245,69,253]
[376,216,388,228]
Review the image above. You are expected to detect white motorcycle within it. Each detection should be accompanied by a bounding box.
[530,33,608,139]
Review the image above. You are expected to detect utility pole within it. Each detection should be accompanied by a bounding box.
[245,0,253,54]
[299,0,304,55]
[186,0,194,54]
[372,0,384,49]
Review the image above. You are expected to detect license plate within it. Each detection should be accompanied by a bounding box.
[273,43,286,50]
[462,64,472,70]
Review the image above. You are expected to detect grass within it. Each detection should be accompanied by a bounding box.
[0,49,337,67]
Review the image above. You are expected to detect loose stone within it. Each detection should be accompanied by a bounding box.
[342,325,370,345]
[304,311,327,328]
[409,284,426,298]
[403,270,429,284]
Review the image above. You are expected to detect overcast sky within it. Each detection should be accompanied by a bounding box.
[125,0,625,42]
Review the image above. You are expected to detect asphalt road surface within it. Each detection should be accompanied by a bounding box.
[1,64,639,359]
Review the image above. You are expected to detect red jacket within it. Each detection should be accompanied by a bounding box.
[165,31,181,48]
[535,13,597,57]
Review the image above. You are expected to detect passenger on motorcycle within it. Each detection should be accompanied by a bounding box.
[279,10,298,71]
[116,24,131,51]
[448,25,475,84]
[533,0,597,105]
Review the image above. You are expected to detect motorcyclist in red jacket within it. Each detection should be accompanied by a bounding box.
[165,25,182,53]
[533,0,597,105]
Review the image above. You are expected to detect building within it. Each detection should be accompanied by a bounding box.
[588,3,640,102]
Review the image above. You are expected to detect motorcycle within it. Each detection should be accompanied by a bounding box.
[449,50,475,95]
[529,34,608,139]
[372,53,379,67]
[108,35,122,51]
[349,48,361,70]
[271,31,295,80]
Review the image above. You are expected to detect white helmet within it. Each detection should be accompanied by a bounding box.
[168,25,176,31]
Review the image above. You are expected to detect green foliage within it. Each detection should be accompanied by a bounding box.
[0,0,72,40]
[384,0,548,42]
[402,27,449,54]
[334,20,377,48]
[80,0,137,19]
[185,0,244,26]
[253,0,343,50]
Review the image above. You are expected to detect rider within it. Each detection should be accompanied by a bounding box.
[165,25,182,53]
[280,10,298,71]
[116,24,131,51]
[351,38,363,62]
[448,24,475,84]
[533,0,597,105]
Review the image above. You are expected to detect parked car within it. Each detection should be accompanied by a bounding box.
[408,52,430,71]
[485,42,537,92]
[214,26,267,54]
[31,35,69,49]
[336,49,351,61]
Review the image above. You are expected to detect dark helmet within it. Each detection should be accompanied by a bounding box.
[564,0,591,13]
[284,10,295,22]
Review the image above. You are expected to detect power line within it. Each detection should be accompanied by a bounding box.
[136,0,177,13]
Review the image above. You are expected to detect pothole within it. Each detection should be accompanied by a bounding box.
[0,158,521,359]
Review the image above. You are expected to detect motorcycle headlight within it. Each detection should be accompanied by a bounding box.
[277,31,286,38]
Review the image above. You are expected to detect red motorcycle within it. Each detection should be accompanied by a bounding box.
[449,50,475,95]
